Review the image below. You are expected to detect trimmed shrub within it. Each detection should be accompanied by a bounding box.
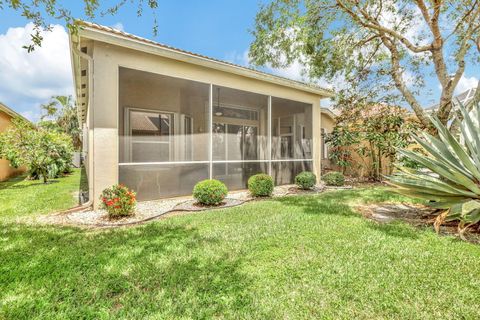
[193,179,228,205]
[295,171,317,190]
[100,184,136,217]
[322,171,345,186]
[248,174,274,197]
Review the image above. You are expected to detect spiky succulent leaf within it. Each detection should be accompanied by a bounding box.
[388,101,480,233]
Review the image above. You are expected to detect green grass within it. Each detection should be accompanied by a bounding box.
[0,169,81,220]
[1,186,479,319]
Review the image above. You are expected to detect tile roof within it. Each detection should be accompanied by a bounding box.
[76,21,334,97]
[425,87,477,111]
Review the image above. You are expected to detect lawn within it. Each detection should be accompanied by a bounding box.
[1,178,480,319]
[0,169,82,220]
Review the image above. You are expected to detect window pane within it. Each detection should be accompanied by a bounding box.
[213,162,269,190]
[272,97,313,160]
[119,163,209,200]
[119,67,210,163]
[212,85,268,160]
[272,161,313,185]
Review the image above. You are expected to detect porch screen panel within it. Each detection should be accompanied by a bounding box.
[119,67,210,199]
[272,161,313,185]
[213,162,269,191]
[212,85,268,161]
[119,163,209,201]
[271,97,313,160]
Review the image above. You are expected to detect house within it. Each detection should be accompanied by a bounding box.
[0,103,29,181]
[425,87,477,113]
[320,107,336,172]
[69,22,334,207]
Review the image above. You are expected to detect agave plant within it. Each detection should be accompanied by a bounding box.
[388,101,480,236]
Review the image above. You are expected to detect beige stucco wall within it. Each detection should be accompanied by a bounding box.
[320,112,336,173]
[88,41,326,207]
[0,111,25,181]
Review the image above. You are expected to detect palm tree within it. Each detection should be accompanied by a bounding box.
[40,95,81,150]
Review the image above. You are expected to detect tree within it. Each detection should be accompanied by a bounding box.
[250,0,480,128]
[0,118,74,183]
[40,95,81,150]
[326,102,414,180]
[0,0,159,51]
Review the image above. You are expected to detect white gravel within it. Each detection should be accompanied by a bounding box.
[37,184,327,228]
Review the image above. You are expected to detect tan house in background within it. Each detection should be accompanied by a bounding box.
[320,107,336,172]
[0,103,28,181]
[69,22,335,207]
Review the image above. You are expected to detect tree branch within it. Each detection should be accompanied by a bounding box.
[437,5,480,121]
[336,0,433,53]
[379,34,430,127]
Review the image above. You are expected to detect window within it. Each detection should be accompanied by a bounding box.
[128,109,173,163]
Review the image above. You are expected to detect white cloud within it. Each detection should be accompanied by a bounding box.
[455,75,478,94]
[224,48,341,92]
[0,23,73,122]
[224,49,308,81]
[111,22,124,31]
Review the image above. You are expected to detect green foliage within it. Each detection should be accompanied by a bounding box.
[2,2,159,51]
[0,118,74,183]
[249,0,480,127]
[248,174,274,197]
[388,102,480,236]
[193,179,228,205]
[100,184,136,217]
[40,95,82,150]
[326,103,413,180]
[322,171,345,187]
[295,171,316,190]
[325,125,360,172]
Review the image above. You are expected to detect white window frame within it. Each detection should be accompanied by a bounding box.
[124,107,175,163]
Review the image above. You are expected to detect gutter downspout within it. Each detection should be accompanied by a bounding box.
[71,39,94,209]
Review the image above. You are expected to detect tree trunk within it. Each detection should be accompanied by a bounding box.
[377,149,382,181]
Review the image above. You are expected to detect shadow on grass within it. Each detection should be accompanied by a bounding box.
[274,189,423,240]
[273,191,360,217]
[0,175,27,190]
[3,180,61,190]
[367,221,421,239]
[0,222,255,318]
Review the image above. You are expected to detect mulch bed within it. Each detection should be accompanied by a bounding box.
[356,203,480,243]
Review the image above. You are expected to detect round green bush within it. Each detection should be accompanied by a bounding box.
[248,174,274,197]
[193,179,228,205]
[295,171,317,190]
[322,171,345,186]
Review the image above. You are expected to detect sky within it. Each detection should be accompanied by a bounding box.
[0,1,478,121]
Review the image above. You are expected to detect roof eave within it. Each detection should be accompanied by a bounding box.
[76,25,334,98]
[0,103,31,123]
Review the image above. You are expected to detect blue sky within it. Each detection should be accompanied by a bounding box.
[0,1,478,121]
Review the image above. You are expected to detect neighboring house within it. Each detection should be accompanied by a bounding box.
[69,22,334,207]
[425,87,477,114]
[320,107,336,172]
[0,103,29,181]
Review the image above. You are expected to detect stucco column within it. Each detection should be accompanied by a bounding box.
[91,43,119,208]
[312,99,322,184]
